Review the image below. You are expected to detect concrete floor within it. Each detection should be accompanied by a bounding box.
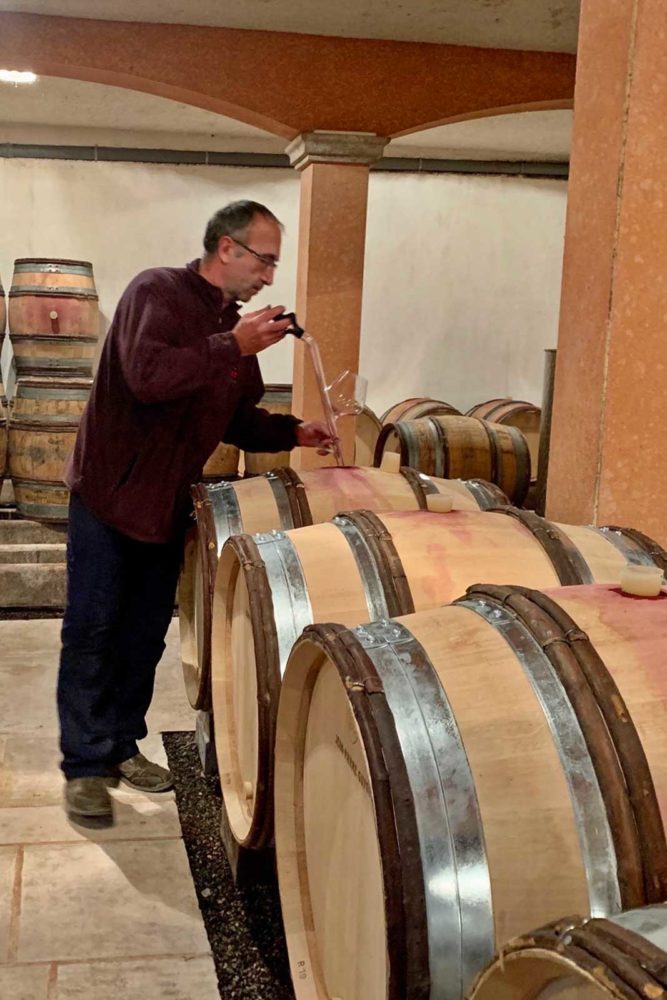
[0,617,221,999]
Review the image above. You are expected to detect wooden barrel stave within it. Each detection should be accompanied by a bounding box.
[275,583,667,999]
[10,257,97,289]
[9,334,98,379]
[212,508,665,849]
[8,294,99,337]
[467,397,542,479]
[179,466,503,710]
[8,376,91,520]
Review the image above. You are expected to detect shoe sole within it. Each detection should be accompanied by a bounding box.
[117,775,174,793]
[66,809,115,830]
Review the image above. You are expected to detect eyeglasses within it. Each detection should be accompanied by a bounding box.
[230,237,278,270]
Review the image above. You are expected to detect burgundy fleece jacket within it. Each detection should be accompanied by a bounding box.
[65,260,300,542]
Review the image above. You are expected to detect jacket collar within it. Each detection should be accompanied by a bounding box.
[186,259,239,315]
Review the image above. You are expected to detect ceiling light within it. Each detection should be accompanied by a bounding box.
[0,70,38,84]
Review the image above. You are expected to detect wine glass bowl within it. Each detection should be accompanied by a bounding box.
[326,370,368,418]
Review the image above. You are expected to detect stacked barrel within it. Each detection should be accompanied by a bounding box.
[375,395,542,507]
[179,449,667,1000]
[5,259,99,521]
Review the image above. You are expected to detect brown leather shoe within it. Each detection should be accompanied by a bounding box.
[65,777,114,828]
[112,752,174,792]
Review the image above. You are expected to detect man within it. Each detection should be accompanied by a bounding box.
[59,200,333,827]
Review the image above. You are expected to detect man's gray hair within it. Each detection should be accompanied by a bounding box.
[203,200,282,254]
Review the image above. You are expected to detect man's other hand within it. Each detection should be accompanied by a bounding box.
[295,421,338,455]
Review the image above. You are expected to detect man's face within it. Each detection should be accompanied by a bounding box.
[218,215,281,302]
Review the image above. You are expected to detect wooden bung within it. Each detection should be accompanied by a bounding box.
[620,564,663,597]
[425,492,453,513]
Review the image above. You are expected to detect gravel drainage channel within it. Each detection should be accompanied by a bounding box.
[163,731,295,1000]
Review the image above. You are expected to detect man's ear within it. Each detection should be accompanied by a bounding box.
[217,235,235,263]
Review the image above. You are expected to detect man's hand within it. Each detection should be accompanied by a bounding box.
[296,420,338,456]
[232,305,292,356]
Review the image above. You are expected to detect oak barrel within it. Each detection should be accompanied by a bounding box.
[275,582,667,1000]
[0,382,7,487]
[212,508,665,850]
[243,384,293,476]
[8,376,91,520]
[180,466,507,710]
[469,906,667,999]
[8,258,99,377]
[380,396,461,424]
[467,397,541,478]
[374,414,531,505]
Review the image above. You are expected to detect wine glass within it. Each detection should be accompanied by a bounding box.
[326,370,368,418]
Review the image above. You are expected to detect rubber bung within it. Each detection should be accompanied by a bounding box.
[426,493,454,514]
[379,450,401,474]
[620,563,664,597]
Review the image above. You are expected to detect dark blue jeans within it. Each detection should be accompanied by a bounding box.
[58,493,185,778]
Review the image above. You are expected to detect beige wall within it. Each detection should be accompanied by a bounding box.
[0,158,566,415]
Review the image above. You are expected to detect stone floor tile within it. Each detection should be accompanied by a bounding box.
[18,839,210,963]
[0,620,61,736]
[0,793,181,846]
[0,735,61,807]
[0,964,50,999]
[55,956,219,999]
[0,846,18,962]
[0,732,179,843]
[0,733,171,809]
[0,618,193,738]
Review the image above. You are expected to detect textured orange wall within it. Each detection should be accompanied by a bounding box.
[0,12,575,138]
[547,0,667,546]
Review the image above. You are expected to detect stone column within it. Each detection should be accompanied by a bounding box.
[286,131,387,468]
[546,0,667,545]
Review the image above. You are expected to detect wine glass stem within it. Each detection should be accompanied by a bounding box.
[301,333,345,466]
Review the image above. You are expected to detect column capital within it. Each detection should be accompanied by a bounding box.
[286,130,388,170]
